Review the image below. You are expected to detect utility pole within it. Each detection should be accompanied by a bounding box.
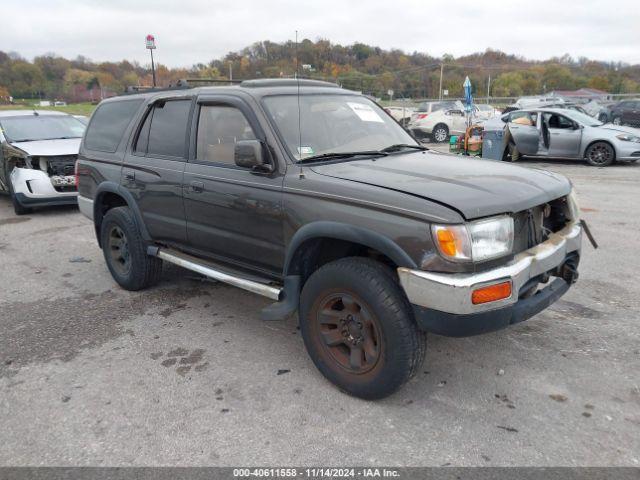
[438,63,444,100]
[228,63,233,85]
[487,75,491,104]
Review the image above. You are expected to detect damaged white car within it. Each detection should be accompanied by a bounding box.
[0,110,85,215]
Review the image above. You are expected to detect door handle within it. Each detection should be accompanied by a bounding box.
[190,180,205,193]
[124,171,135,181]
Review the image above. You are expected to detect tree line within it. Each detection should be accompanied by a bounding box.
[1,39,639,102]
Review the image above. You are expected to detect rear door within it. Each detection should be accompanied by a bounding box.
[507,111,540,154]
[624,101,640,127]
[122,96,193,244]
[182,95,285,274]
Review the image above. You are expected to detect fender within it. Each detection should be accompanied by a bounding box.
[283,221,417,276]
[93,181,152,246]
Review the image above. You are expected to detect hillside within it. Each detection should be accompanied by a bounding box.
[1,39,639,102]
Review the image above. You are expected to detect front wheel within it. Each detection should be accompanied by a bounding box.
[432,124,449,143]
[299,257,426,400]
[100,206,162,291]
[6,168,31,216]
[612,117,622,126]
[585,142,615,167]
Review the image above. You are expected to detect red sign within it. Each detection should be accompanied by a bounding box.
[145,34,156,50]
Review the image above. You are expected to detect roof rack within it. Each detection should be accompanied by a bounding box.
[122,77,340,96]
[239,78,339,88]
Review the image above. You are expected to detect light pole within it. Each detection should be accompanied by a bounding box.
[146,34,157,87]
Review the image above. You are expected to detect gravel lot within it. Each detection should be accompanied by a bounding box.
[0,157,639,466]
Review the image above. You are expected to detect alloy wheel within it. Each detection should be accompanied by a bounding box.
[434,128,447,142]
[108,225,131,276]
[314,293,382,374]
[588,143,613,165]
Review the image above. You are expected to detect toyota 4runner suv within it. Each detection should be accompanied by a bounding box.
[77,79,583,399]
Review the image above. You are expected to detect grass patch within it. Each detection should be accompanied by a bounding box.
[0,102,96,116]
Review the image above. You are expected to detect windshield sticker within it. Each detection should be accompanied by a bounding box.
[297,146,314,156]
[347,102,384,123]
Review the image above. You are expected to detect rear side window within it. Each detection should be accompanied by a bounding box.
[136,99,191,158]
[84,100,143,152]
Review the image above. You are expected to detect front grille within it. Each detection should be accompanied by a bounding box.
[44,155,77,176]
[513,196,571,254]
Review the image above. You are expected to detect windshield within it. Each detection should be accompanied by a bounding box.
[263,94,418,161]
[0,115,86,142]
[561,109,603,127]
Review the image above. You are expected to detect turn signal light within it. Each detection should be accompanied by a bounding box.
[435,228,458,257]
[471,281,512,305]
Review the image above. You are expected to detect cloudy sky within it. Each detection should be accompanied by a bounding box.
[2,0,638,67]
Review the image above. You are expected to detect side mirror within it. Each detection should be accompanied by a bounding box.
[234,140,272,172]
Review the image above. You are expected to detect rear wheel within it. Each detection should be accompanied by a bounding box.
[585,142,615,167]
[299,257,426,400]
[100,206,162,291]
[612,117,622,126]
[432,124,449,143]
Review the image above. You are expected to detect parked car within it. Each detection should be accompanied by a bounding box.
[409,100,462,123]
[502,108,640,166]
[78,79,583,399]
[0,110,85,214]
[608,99,640,128]
[408,107,468,142]
[73,115,89,125]
[383,105,416,126]
[475,104,501,120]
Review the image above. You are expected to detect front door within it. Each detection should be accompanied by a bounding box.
[544,113,583,158]
[122,97,192,244]
[182,96,285,275]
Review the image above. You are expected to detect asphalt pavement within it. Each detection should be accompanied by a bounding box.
[0,157,639,466]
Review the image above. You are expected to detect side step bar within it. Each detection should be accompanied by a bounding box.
[149,247,282,301]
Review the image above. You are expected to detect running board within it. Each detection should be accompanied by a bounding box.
[149,247,282,301]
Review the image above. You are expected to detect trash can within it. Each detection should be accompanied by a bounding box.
[481,117,506,160]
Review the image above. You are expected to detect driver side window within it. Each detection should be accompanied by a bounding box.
[196,105,256,166]
[547,114,574,129]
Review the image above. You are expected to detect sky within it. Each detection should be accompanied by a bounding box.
[2,0,639,67]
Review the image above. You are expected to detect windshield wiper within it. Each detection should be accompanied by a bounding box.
[297,150,388,163]
[380,143,428,153]
[11,139,38,143]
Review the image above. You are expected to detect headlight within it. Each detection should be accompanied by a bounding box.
[432,216,514,262]
[616,133,640,143]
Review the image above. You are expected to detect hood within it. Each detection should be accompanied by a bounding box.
[598,124,640,136]
[10,138,81,156]
[310,151,571,219]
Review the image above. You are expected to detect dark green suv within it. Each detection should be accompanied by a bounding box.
[77,79,583,399]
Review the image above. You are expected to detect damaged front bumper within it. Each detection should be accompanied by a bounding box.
[397,222,582,336]
[10,168,78,208]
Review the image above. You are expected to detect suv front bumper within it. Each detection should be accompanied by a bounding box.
[397,222,582,337]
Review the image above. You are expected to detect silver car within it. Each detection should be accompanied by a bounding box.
[504,108,640,166]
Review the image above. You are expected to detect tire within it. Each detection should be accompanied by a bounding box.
[100,206,162,291]
[612,117,622,126]
[585,142,615,167]
[432,124,449,143]
[6,168,32,216]
[299,257,426,400]
[598,113,608,123]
